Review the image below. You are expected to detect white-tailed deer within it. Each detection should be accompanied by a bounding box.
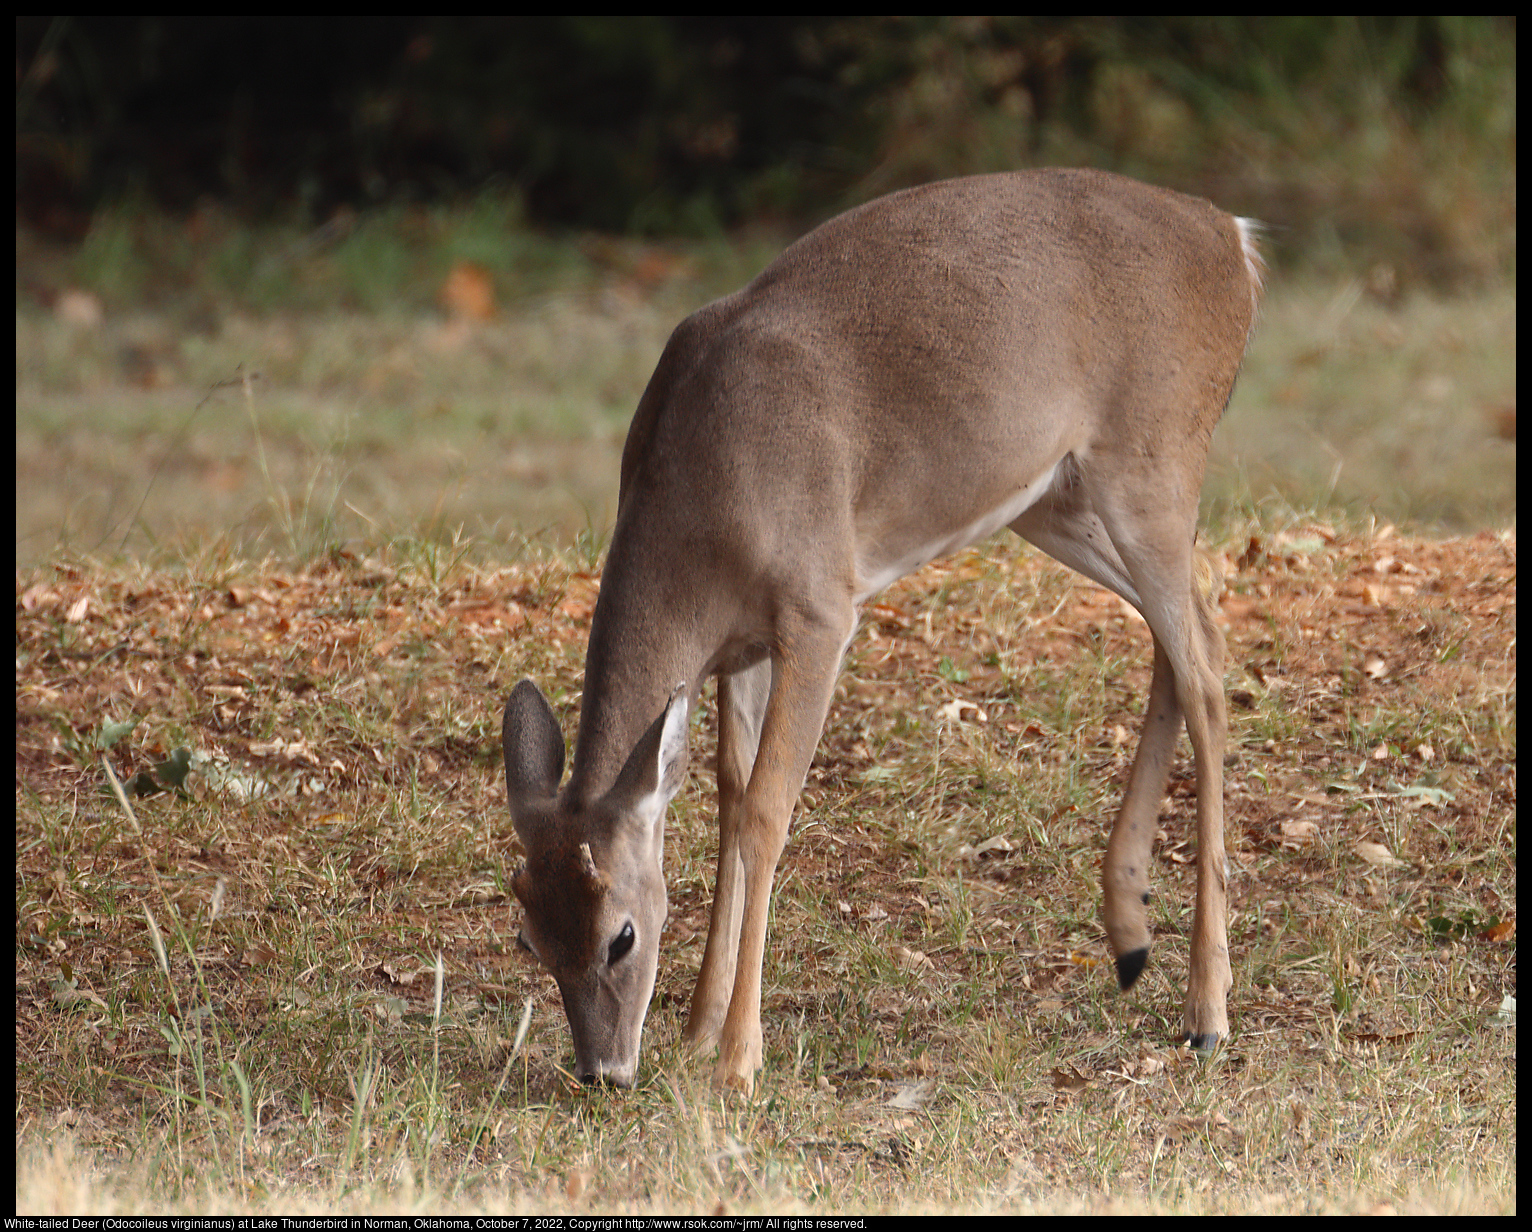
[504,168,1262,1090]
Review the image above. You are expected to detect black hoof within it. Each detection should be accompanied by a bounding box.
[1115,947,1149,991]
[1181,1031,1222,1055]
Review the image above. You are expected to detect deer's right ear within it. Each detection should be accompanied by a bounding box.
[612,682,690,836]
[502,680,566,812]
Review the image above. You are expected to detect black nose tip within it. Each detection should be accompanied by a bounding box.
[579,1070,634,1089]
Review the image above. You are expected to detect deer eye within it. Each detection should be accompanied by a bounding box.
[608,922,635,965]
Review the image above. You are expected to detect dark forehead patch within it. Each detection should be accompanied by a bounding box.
[512,842,610,970]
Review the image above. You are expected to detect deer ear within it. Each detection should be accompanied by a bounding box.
[502,680,566,817]
[612,683,689,839]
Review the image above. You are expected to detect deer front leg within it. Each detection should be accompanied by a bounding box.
[683,660,770,1053]
[714,622,848,1093]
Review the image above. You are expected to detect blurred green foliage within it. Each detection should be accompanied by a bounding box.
[16,17,1515,285]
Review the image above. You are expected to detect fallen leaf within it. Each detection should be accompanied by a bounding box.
[959,834,1013,860]
[1482,919,1514,943]
[1353,840,1407,868]
[1279,818,1321,844]
[439,261,496,321]
[1051,1066,1091,1094]
[938,698,987,724]
[886,1079,935,1109]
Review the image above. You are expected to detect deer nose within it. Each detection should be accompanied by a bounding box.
[579,1068,635,1089]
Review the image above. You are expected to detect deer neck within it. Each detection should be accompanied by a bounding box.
[564,547,712,807]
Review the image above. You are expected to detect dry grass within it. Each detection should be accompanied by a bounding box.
[1209,281,1516,529]
[15,511,1515,1215]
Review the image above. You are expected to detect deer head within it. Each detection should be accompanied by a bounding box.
[502,678,689,1087]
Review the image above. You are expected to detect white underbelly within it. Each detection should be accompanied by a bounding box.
[852,457,1063,604]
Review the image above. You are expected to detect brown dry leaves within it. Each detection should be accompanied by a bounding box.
[13,522,1517,1168]
[17,552,598,797]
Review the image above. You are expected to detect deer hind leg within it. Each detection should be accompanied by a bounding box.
[714,609,852,1092]
[1090,489,1231,1049]
[1177,574,1231,1048]
[1013,477,1231,1048]
[683,657,771,1054]
[1102,638,1183,989]
[1012,499,1170,990]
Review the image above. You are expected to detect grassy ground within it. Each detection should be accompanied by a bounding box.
[15,513,1515,1214]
